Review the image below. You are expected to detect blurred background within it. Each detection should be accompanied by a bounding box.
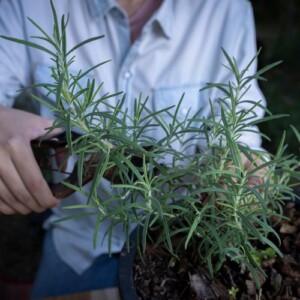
[0,1,300,298]
[251,0,300,155]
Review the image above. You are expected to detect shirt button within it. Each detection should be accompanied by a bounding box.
[181,108,189,115]
[123,71,132,79]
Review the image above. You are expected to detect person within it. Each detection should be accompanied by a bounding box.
[0,0,266,298]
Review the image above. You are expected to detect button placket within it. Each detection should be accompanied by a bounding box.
[123,70,132,79]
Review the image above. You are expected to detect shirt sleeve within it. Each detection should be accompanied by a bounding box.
[0,0,32,107]
[208,1,266,151]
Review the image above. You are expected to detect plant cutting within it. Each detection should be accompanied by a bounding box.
[2,2,300,299]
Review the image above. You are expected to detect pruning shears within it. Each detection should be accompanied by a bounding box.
[31,131,157,198]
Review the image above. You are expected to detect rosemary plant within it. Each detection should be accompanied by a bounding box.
[2,1,299,287]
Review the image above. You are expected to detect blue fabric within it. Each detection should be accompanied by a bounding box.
[0,0,265,277]
[30,230,119,299]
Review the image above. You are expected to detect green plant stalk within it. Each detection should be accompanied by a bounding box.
[1,1,300,290]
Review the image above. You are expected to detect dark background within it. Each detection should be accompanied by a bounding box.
[0,0,300,293]
[251,0,300,154]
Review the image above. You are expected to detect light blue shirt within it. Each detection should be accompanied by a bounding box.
[0,0,265,274]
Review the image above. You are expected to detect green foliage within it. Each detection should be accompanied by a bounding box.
[229,286,239,300]
[251,247,276,265]
[2,0,300,289]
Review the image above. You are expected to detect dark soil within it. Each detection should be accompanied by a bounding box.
[133,202,300,300]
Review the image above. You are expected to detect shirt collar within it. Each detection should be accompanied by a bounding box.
[153,0,173,39]
[87,0,117,19]
[87,0,174,39]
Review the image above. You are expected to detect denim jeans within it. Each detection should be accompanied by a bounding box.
[30,230,119,299]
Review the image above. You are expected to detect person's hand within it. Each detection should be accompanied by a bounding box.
[216,152,268,196]
[0,105,60,214]
[240,153,268,189]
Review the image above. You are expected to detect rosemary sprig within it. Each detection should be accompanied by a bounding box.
[2,0,299,287]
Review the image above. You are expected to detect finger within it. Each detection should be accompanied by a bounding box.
[43,126,64,139]
[27,119,63,141]
[0,201,15,215]
[0,147,43,212]
[0,139,59,211]
[0,156,50,212]
[247,175,264,188]
[0,179,31,214]
[12,142,60,209]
